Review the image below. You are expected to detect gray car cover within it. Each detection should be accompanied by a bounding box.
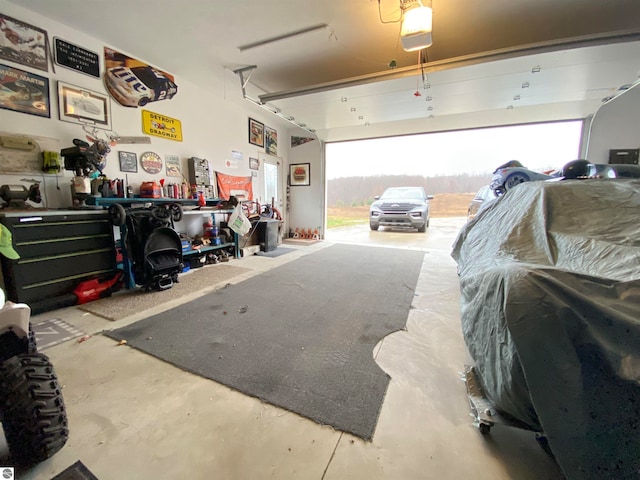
[451,179,640,480]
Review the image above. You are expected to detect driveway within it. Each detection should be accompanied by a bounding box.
[325,217,468,252]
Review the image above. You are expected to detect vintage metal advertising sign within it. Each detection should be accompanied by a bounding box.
[141,110,182,141]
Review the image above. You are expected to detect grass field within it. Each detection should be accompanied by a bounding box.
[327,193,474,229]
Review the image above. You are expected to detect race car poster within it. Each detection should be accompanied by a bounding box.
[58,81,111,129]
[216,172,253,201]
[0,63,49,118]
[104,47,178,108]
[165,154,181,177]
[0,13,48,72]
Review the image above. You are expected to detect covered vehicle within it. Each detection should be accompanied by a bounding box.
[105,66,178,107]
[452,179,640,480]
[369,186,433,232]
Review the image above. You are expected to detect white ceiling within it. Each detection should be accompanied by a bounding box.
[11,0,640,138]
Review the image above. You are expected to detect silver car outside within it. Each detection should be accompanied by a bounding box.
[467,185,498,221]
[369,187,433,232]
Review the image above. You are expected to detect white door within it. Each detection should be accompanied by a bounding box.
[259,153,283,216]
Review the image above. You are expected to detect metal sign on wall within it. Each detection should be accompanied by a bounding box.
[141,110,183,142]
[53,38,100,78]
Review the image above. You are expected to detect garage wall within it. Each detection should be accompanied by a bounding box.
[286,134,325,239]
[0,1,304,216]
[586,82,640,163]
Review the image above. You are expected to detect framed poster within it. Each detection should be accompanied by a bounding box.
[58,81,111,129]
[0,13,48,72]
[265,126,277,156]
[118,151,137,173]
[249,157,259,170]
[0,64,49,118]
[165,154,181,177]
[248,118,264,147]
[289,163,310,186]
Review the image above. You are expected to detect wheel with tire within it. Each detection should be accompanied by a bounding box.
[504,172,530,190]
[417,223,426,233]
[168,203,183,222]
[478,422,491,435]
[151,205,172,222]
[370,223,379,231]
[108,203,126,227]
[0,353,68,465]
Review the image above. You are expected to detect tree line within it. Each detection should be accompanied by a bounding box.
[327,173,492,207]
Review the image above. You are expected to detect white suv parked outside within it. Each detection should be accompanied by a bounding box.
[369,187,433,232]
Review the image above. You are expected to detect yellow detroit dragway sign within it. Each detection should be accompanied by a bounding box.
[142,110,183,141]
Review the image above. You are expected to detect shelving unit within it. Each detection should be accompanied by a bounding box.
[85,196,223,208]
[85,196,240,288]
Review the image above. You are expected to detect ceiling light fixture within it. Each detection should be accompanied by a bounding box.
[400,1,433,52]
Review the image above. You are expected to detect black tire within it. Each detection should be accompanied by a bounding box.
[417,223,426,233]
[168,203,183,222]
[151,206,172,222]
[0,353,68,465]
[138,97,150,107]
[370,223,379,231]
[109,203,127,227]
[504,172,530,190]
[478,422,491,435]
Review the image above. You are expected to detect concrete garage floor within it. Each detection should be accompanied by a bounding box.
[16,218,565,480]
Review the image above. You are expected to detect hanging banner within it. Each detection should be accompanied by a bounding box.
[216,172,253,201]
[291,136,315,148]
[142,110,183,141]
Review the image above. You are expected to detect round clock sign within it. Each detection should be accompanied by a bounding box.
[140,151,162,174]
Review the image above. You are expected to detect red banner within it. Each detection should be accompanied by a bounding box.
[216,172,253,201]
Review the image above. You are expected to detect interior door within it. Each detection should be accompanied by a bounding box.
[259,153,283,216]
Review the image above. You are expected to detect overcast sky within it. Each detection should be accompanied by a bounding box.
[326,120,584,179]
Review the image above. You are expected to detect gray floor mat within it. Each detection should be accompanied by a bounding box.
[105,244,424,440]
